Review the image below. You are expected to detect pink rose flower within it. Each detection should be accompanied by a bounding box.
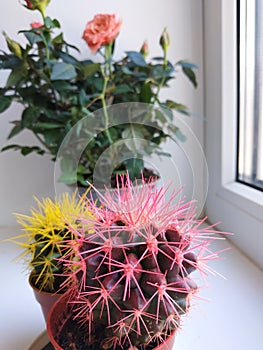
[82,14,122,53]
[31,22,42,29]
[30,22,42,34]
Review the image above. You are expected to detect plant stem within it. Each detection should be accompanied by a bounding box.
[100,45,114,145]
[101,77,113,145]
[34,133,50,153]
[153,50,168,105]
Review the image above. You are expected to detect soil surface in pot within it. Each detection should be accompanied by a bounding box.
[56,317,167,350]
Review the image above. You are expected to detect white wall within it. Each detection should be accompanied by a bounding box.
[0,0,204,226]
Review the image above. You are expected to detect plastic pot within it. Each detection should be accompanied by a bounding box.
[29,272,63,323]
[47,293,176,350]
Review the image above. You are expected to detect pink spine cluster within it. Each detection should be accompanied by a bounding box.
[58,178,225,349]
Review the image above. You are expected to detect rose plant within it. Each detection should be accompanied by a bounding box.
[0,0,198,187]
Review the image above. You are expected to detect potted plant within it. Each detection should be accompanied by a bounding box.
[0,0,198,188]
[9,190,94,321]
[46,175,227,349]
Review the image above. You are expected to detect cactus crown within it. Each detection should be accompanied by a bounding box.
[56,176,226,349]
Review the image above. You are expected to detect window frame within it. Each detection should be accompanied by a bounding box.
[237,0,263,191]
[204,0,263,270]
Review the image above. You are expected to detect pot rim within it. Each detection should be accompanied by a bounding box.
[28,271,63,297]
[47,293,176,350]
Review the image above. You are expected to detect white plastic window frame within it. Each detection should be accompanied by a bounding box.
[204,0,263,270]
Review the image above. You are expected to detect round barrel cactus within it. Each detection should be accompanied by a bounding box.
[57,176,226,349]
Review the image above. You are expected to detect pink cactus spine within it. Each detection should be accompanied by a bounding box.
[56,176,228,349]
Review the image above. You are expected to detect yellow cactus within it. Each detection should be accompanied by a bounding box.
[11,190,94,292]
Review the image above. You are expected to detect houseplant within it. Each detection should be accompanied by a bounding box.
[46,175,227,349]
[9,190,94,321]
[0,0,198,187]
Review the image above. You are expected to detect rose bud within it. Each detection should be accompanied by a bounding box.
[25,0,33,9]
[3,32,22,59]
[140,40,149,58]
[159,28,170,51]
[23,0,50,15]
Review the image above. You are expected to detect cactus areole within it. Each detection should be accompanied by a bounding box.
[47,175,226,349]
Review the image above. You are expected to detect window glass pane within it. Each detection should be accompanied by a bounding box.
[238,0,263,191]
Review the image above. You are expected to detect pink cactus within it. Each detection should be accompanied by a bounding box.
[55,176,228,349]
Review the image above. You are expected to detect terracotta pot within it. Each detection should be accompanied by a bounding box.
[29,272,63,323]
[47,293,176,350]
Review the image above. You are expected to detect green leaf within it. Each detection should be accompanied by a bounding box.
[0,55,22,70]
[139,83,152,103]
[152,64,173,81]
[113,84,131,95]
[1,144,20,152]
[167,124,187,142]
[182,66,198,88]
[77,164,88,173]
[158,106,173,121]
[33,122,63,131]
[122,125,146,154]
[57,51,79,65]
[7,121,23,139]
[51,81,75,91]
[1,144,45,156]
[23,31,42,45]
[177,60,199,70]
[21,146,45,156]
[58,156,78,185]
[155,150,172,157]
[78,89,88,107]
[155,109,168,124]
[43,129,61,145]
[6,67,26,87]
[124,158,144,180]
[60,157,75,173]
[44,17,61,29]
[0,96,11,112]
[92,77,104,91]
[165,100,189,115]
[177,60,198,88]
[126,51,147,67]
[175,128,187,142]
[82,62,100,78]
[52,33,64,46]
[21,106,41,127]
[58,172,77,185]
[50,62,77,81]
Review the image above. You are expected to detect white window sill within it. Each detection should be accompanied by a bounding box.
[0,225,262,350]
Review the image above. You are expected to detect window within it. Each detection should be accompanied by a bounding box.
[204,0,263,270]
[237,0,263,191]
